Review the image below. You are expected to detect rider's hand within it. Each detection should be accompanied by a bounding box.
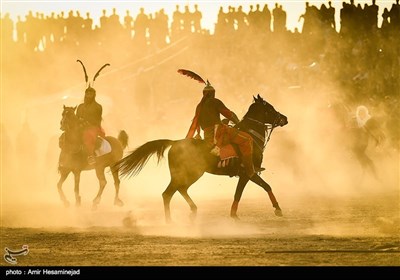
[79,118,89,127]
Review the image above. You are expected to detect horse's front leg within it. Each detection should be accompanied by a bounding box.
[73,170,82,207]
[230,176,249,220]
[250,175,283,217]
[268,191,282,217]
[92,167,107,210]
[57,169,71,207]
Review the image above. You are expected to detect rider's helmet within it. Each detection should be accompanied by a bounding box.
[84,85,96,104]
[203,80,215,98]
[85,86,96,95]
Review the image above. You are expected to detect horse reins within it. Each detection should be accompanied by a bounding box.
[61,110,83,154]
[245,112,282,151]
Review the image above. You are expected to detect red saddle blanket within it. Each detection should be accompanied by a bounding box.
[219,144,238,160]
[217,144,238,168]
[211,124,240,168]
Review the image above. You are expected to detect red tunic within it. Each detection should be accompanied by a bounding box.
[186,96,255,177]
[76,101,105,155]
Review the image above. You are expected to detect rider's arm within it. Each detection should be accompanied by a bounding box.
[76,105,88,126]
[76,105,83,119]
[186,115,199,138]
[94,104,103,126]
[228,112,240,125]
[186,104,201,138]
[217,100,240,125]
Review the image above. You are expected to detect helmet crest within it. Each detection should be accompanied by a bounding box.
[77,59,110,89]
[177,69,206,84]
[177,69,214,96]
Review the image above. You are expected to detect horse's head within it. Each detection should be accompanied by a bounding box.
[60,105,78,131]
[246,94,288,128]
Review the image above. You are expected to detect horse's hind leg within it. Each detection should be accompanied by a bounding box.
[92,167,107,210]
[162,182,179,224]
[110,165,123,207]
[57,169,71,207]
[250,175,282,217]
[178,188,198,222]
[164,172,202,223]
[230,176,249,220]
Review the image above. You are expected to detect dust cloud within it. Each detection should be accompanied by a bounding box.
[1,1,399,239]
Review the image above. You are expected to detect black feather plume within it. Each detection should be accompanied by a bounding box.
[177,69,206,84]
[93,63,110,82]
[77,60,89,83]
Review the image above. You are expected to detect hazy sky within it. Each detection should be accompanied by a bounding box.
[1,0,396,32]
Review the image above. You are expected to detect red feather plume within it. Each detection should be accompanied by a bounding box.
[177,69,206,84]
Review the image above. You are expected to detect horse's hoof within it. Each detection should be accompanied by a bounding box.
[93,197,101,205]
[92,204,98,211]
[63,200,70,208]
[230,214,240,221]
[189,212,197,222]
[114,199,124,207]
[274,209,283,217]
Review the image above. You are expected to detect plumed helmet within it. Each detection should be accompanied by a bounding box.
[77,59,110,96]
[203,80,215,96]
[176,69,215,97]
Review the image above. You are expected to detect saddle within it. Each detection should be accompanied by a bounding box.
[94,136,111,156]
[207,124,241,175]
[209,123,265,176]
[211,144,239,168]
[58,133,111,157]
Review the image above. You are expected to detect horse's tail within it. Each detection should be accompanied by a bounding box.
[117,130,129,150]
[114,139,175,178]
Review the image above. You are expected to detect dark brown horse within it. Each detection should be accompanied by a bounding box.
[57,105,129,209]
[114,95,288,223]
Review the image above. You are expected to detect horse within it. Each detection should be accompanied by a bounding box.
[57,105,129,209]
[114,94,288,223]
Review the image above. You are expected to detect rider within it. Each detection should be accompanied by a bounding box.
[76,85,105,165]
[349,105,384,180]
[186,81,260,178]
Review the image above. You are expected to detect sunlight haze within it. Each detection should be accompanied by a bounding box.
[1,0,399,268]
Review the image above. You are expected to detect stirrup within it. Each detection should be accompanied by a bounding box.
[255,167,265,173]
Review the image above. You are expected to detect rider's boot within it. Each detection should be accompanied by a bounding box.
[255,166,266,173]
[87,154,96,165]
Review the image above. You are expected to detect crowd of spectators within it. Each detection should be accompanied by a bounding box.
[2,0,399,150]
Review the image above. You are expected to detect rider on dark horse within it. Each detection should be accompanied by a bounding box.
[76,85,106,165]
[185,80,263,179]
[113,70,288,221]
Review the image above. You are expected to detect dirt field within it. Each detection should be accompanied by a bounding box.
[1,193,399,268]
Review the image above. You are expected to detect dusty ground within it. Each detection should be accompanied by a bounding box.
[1,193,399,267]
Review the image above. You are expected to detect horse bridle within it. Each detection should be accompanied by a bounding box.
[244,110,283,152]
[61,111,71,131]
